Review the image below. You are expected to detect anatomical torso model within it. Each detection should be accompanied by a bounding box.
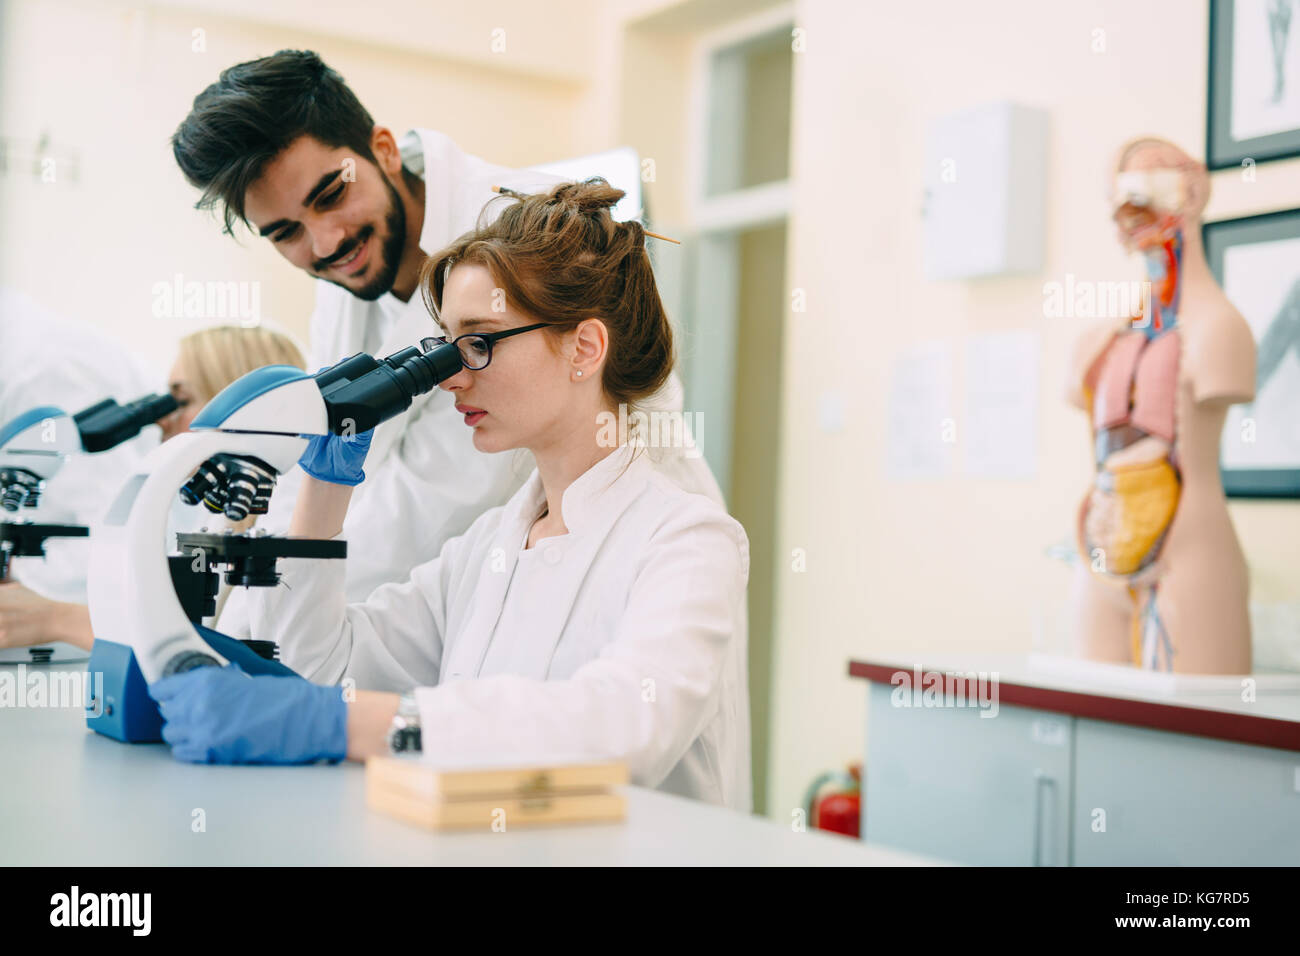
[1065,138,1257,675]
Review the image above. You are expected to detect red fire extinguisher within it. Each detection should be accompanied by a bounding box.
[802,763,861,837]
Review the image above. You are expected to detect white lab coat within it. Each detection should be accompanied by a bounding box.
[250,442,753,810]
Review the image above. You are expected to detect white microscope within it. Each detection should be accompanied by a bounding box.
[85,340,463,742]
[0,393,178,663]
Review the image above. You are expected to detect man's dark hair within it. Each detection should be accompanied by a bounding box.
[172,50,376,235]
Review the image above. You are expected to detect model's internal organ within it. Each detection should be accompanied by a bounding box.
[1081,327,1181,577]
[1083,456,1179,575]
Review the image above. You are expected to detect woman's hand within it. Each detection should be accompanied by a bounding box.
[148,665,348,764]
[148,665,399,764]
[0,581,93,651]
[298,428,374,486]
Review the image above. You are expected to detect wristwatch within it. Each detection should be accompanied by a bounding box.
[387,692,422,754]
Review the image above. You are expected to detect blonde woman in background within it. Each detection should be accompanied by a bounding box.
[158,325,307,440]
[0,324,306,653]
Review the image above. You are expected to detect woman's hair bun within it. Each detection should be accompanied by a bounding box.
[550,177,625,214]
[422,176,675,409]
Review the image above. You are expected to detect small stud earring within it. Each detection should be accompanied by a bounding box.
[576,370,583,377]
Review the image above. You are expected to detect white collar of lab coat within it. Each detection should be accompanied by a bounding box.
[400,128,482,266]
[401,129,448,260]
[362,130,484,356]
[358,131,457,467]
[370,131,449,356]
[400,127,563,268]
[513,441,652,537]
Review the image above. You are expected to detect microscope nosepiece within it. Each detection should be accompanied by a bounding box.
[0,469,42,512]
[179,455,278,522]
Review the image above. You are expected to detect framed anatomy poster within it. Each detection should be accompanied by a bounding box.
[1207,0,1300,169]
[1204,207,1300,496]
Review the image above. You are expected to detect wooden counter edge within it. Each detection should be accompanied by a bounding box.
[848,660,1300,753]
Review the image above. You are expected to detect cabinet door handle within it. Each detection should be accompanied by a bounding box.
[1032,769,1055,867]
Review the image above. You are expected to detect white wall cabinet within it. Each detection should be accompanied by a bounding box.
[922,101,1048,280]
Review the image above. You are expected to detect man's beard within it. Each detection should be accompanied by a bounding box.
[325,174,408,302]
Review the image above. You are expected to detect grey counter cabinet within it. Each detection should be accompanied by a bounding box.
[1071,718,1299,866]
[863,683,1073,866]
[863,682,1300,866]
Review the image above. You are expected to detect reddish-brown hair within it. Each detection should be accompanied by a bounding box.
[420,178,675,407]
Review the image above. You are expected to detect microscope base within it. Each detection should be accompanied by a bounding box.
[0,642,90,665]
[86,627,300,743]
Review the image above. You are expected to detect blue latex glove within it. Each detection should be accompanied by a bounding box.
[149,665,347,764]
[298,427,374,486]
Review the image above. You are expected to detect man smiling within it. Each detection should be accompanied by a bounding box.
[172,50,561,600]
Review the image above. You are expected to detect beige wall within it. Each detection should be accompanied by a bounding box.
[146,0,600,83]
[769,0,1300,818]
[0,0,586,377]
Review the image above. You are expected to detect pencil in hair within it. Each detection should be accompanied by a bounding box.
[489,185,679,243]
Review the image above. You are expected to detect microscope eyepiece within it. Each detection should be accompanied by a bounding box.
[74,393,181,453]
[314,340,464,435]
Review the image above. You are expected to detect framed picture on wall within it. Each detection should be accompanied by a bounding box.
[1207,0,1300,169]
[1204,208,1300,496]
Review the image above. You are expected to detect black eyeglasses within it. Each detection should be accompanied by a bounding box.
[421,323,549,371]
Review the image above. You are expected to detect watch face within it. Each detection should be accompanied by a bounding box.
[389,725,422,753]
[389,695,421,753]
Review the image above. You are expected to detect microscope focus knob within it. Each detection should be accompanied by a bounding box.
[160,650,222,677]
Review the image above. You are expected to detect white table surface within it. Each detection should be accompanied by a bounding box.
[0,665,934,866]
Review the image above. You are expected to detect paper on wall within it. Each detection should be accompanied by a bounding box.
[886,341,956,479]
[963,329,1040,479]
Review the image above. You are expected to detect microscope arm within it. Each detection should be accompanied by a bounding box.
[87,429,310,682]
